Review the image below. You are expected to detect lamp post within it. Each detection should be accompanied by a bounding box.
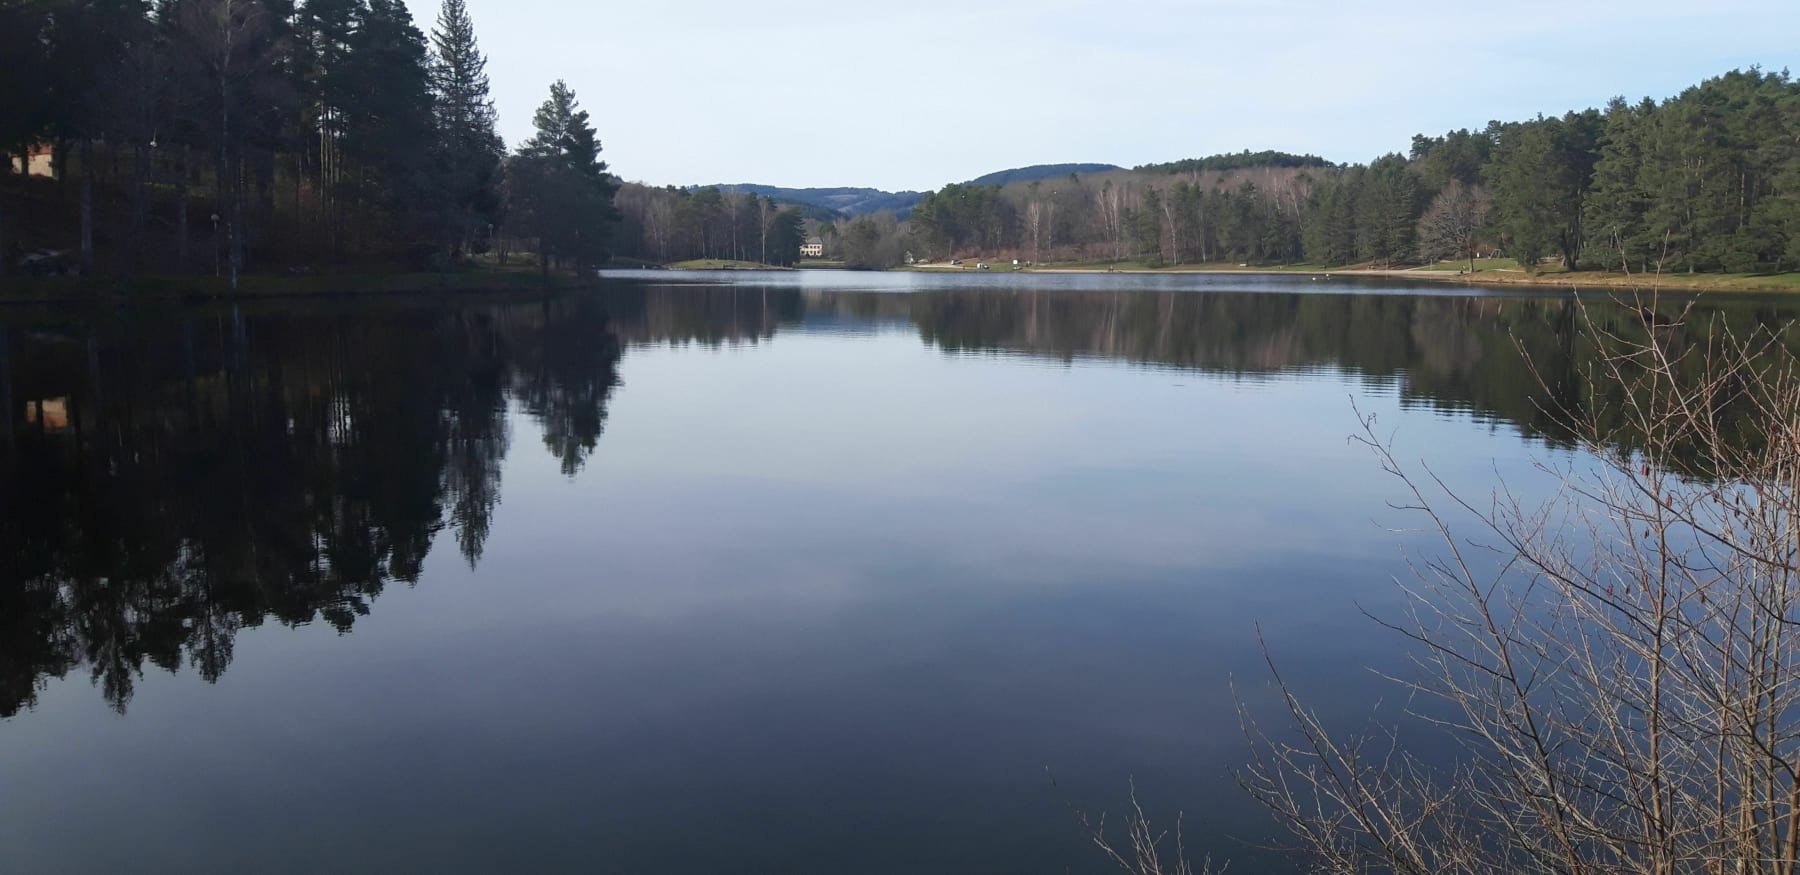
[211,213,220,277]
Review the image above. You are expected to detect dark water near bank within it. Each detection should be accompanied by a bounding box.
[1,271,1794,873]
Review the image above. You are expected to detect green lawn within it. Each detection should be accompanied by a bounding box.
[665,259,787,270]
[907,260,1025,271]
[1412,257,1527,273]
[1038,259,1337,273]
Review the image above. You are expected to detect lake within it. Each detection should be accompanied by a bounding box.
[1,270,1790,873]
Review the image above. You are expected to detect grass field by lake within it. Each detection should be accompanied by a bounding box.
[666,259,790,270]
[1018,257,1800,292]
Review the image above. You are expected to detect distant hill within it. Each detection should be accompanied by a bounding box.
[709,157,1319,220]
[707,164,1122,219]
[711,184,926,218]
[965,163,1123,186]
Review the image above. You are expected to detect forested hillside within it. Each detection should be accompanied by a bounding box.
[704,185,925,218]
[967,163,1123,187]
[899,70,1800,274]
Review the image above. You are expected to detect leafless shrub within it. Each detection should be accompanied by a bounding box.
[1242,291,1800,874]
[1062,774,1221,875]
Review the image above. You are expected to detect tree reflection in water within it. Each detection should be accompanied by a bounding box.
[0,295,621,715]
[2,281,1795,717]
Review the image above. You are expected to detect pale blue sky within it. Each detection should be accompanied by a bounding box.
[413,0,1800,192]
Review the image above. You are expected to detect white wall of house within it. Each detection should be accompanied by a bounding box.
[10,151,53,177]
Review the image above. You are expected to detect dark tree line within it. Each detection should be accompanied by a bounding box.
[902,68,1800,274]
[612,183,807,266]
[0,0,618,279]
[1135,150,1333,175]
[908,173,1307,267]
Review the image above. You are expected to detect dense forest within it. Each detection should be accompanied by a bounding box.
[612,183,809,266]
[900,70,1800,274]
[0,0,623,280]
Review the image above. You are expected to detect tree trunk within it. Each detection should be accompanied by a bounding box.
[230,152,243,290]
[131,142,148,275]
[176,151,190,272]
[79,140,94,273]
[0,327,12,448]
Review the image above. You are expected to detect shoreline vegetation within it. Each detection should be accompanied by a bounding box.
[6,255,1800,304]
[897,259,1800,292]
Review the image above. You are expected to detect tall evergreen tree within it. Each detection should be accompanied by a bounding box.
[341,0,436,248]
[296,0,362,250]
[508,80,617,273]
[429,0,503,258]
[1586,97,1658,272]
[1487,118,1564,271]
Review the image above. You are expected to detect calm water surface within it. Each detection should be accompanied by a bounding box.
[2,271,1791,873]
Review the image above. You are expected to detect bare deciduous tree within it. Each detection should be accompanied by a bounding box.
[1416,180,1491,275]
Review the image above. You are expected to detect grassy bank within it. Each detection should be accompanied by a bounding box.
[0,262,599,304]
[1008,257,1800,292]
[906,261,1025,271]
[1034,259,1330,274]
[1399,261,1800,292]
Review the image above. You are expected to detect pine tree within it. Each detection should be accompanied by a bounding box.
[1487,118,1562,272]
[1585,97,1657,272]
[296,0,362,250]
[340,0,436,252]
[430,0,503,257]
[508,80,617,273]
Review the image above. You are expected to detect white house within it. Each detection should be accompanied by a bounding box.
[800,237,824,258]
[9,144,53,178]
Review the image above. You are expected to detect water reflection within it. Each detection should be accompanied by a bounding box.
[610,281,1800,457]
[1,280,1794,720]
[0,296,620,715]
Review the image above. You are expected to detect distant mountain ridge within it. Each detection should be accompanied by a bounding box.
[965,163,1123,186]
[711,184,927,218]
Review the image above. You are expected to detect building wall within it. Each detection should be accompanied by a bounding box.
[10,150,53,178]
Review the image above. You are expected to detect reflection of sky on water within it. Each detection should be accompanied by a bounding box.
[0,286,1638,873]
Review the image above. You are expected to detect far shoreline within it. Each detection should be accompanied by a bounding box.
[5,259,1799,305]
[896,261,1800,293]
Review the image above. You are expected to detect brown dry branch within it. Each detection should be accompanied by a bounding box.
[1241,289,1800,875]
[1056,772,1221,875]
